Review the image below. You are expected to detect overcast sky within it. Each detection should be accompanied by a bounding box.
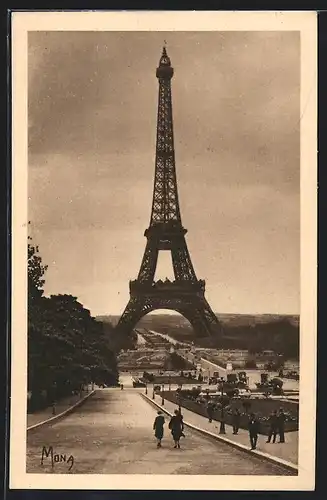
[28,30,300,317]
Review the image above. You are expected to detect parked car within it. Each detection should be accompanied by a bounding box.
[236,388,252,398]
[252,393,272,399]
[132,378,146,388]
[285,370,299,381]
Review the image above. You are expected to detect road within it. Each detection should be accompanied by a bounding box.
[26,386,293,475]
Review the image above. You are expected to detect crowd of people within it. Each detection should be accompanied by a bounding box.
[245,409,286,450]
[206,401,287,450]
[152,405,287,451]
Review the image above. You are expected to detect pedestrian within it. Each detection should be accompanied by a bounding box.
[153,411,165,448]
[207,401,214,423]
[277,408,286,443]
[168,409,184,448]
[120,384,124,390]
[248,413,260,450]
[266,410,278,443]
[232,408,241,434]
[178,409,186,437]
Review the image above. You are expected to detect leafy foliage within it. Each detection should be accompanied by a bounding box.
[142,371,155,382]
[28,237,119,411]
[28,235,48,302]
[167,352,194,370]
[101,320,138,352]
[157,320,299,359]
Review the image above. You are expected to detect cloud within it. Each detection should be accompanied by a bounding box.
[28,31,300,315]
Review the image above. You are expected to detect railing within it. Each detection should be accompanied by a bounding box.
[130,279,205,293]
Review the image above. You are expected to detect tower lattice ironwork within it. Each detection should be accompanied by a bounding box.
[116,47,222,338]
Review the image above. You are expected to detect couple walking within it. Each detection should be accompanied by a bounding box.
[266,408,286,444]
[248,407,286,450]
[153,409,184,448]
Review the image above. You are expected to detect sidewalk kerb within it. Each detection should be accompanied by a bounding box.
[27,390,96,431]
[141,393,298,475]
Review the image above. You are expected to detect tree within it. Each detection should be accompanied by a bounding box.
[101,321,138,352]
[169,352,193,370]
[27,235,119,411]
[28,234,48,303]
[28,234,50,407]
[43,294,119,395]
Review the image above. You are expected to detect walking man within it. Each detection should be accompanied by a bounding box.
[248,413,260,450]
[266,410,278,443]
[277,407,286,443]
[207,401,214,423]
[153,410,165,448]
[232,408,241,435]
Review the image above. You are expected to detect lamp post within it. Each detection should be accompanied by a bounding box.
[161,384,165,406]
[168,374,171,391]
[52,381,57,415]
[219,379,226,434]
[152,384,155,399]
[177,390,182,413]
[145,383,148,395]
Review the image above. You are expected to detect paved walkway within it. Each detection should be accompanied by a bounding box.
[27,388,93,428]
[26,389,293,475]
[156,393,298,465]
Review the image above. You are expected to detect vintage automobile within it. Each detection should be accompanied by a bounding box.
[285,370,300,381]
[132,378,146,388]
[235,388,252,399]
[255,373,284,395]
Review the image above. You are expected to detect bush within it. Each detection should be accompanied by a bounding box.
[161,391,299,434]
[142,371,155,382]
[245,360,257,369]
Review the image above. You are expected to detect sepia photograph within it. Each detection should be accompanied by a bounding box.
[10,11,317,491]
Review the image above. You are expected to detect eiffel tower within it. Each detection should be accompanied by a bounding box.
[117,47,222,338]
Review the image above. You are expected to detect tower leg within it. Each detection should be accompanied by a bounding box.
[117,297,151,334]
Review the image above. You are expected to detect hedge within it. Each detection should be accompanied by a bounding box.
[161,391,298,435]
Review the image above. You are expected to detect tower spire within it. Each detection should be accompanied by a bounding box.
[151,47,179,225]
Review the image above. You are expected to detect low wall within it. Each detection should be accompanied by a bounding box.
[140,376,198,385]
[161,391,298,435]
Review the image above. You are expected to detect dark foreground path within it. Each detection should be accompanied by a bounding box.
[26,390,294,475]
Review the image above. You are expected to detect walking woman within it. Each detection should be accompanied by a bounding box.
[153,411,165,448]
[168,409,184,448]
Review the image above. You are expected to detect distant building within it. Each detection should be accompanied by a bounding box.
[262,350,275,357]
